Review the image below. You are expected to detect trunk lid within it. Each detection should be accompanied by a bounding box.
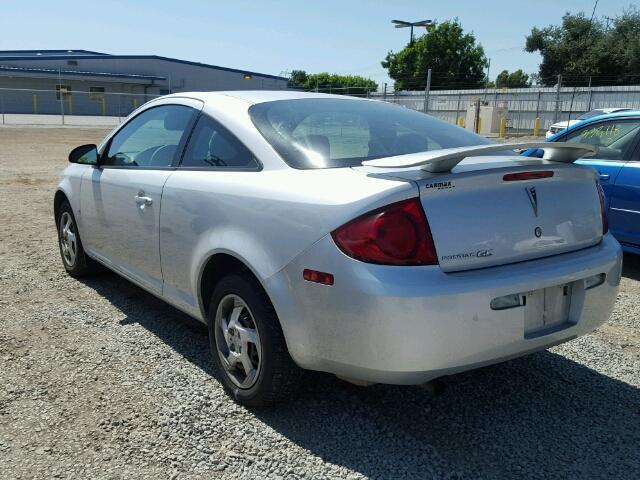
[359,158,603,272]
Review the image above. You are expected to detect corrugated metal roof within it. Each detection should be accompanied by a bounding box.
[0,49,108,57]
[0,64,165,81]
[0,50,287,81]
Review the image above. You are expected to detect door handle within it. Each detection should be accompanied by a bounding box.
[134,193,153,206]
[598,173,610,181]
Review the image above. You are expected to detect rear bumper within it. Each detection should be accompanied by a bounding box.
[265,234,622,385]
[620,241,640,256]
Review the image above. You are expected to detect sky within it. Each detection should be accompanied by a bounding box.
[0,0,635,89]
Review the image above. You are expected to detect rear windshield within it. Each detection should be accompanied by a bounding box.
[248,98,489,169]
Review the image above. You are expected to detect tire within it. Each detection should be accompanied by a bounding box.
[56,200,96,277]
[208,272,301,407]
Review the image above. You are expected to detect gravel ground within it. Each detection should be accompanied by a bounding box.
[0,126,638,480]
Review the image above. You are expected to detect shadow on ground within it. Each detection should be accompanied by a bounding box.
[623,252,640,281]
[80,272,640,479]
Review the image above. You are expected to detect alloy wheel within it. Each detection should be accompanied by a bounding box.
[214,294,262,389]
[59,212,77,268]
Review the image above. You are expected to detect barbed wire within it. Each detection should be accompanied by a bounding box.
[296,72,640,92]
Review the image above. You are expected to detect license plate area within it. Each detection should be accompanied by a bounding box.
[523,284,573,338]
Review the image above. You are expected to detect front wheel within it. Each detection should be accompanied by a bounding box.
[57,201,95,277]
[208,273,301,407]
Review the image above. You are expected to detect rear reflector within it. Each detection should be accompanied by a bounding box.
[303,269,334,285]
[490,293,524,310]
[585,273,605,290]
[503,171,554,181]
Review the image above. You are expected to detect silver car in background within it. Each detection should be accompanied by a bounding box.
[55,91,622,406]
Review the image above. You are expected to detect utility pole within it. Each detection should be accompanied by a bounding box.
[486,58,491,87]
[423,68,432,113]
[58,67,65,125]
[589,0,599,23]
[568,86,576,121]
[553,74,562,123]
[473,98,481,134]
[484,58,491,101]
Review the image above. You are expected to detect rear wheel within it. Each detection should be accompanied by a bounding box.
[208,272,301,407]
[57,201,95,277]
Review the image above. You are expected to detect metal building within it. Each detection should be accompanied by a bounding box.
[0,50,288,116]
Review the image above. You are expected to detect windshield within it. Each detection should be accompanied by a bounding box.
[577,110,607,120]
[249,98,489,169]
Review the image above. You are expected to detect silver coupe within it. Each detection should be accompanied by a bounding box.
[55,91,622,406]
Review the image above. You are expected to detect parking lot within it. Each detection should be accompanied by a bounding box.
[0,126,638,480]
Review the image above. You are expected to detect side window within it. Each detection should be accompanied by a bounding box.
[181,115,259,169]
[564,119,640,160]
[104,105,194,167]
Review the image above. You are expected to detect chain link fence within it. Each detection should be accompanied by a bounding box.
[312,85,640,137]
[2,85,640,134]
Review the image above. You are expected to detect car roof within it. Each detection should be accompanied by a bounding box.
[162,90,369,105]
[594,107,632,113]
[548,109,640,141]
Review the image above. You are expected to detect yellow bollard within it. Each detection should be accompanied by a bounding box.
[66,95,73,115]
[457,116,465,128]
[533,117,541,137]
[133,98,139,109]
[32,94,38,114]
[499,117,507,138]
[101,97,106,116]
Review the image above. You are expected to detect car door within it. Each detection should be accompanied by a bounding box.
[80,101,201,293]
[159,113,261,317]
[608,141,640,248]
[564,118,640,197]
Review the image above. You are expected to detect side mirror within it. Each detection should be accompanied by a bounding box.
[69,144,98,165]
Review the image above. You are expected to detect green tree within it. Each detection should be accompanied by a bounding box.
[495,70,509,88]
[495,69,530,88]
[288,70,308,88]
[288,70,377,95]
[381,19,488,90]
[525,8,640,86]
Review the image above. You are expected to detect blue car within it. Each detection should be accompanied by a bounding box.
[524,110,640,254]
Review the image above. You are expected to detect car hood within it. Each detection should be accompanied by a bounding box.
[549,120,581,129]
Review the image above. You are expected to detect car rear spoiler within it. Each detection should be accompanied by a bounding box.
[361,142,598,173]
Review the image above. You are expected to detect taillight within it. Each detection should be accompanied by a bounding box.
[331,198,438,265]
[596,182,608,235]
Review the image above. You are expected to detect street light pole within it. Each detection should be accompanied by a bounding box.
[391,19,434,45]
